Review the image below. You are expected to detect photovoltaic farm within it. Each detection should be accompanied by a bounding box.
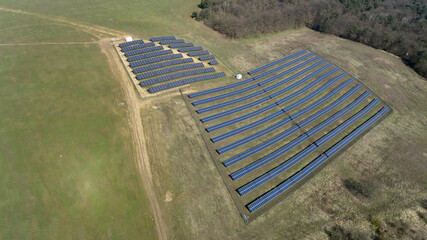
[184,49,391,221]
[114,36,225,95]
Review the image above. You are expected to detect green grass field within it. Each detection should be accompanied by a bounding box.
[1,0,426,239]
[0,14,157,239]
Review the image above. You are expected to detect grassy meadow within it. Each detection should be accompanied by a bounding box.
[0,0,426,239]
[0,13,157,239]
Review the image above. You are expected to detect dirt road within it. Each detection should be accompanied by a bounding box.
[99,39,167,240]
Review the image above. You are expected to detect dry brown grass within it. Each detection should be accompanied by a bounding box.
[137,28,426,239]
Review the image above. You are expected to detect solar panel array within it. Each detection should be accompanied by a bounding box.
[169,43,194,48]
[188,50,209,56]
[118,36,225,93]
[118,39,144,48]
[148,72,226,93]
[139,67,216,86]
[129,54,183,68]
[187,49,390,220]
[199,55,215,61]
[125,45,164,57]
[178,46,203,52]
[121,42,155,52]
[136,62,204,80]
[132,58,194,74]
[127,50,173,62]
[208,60,218,65]
[150,36,176,41]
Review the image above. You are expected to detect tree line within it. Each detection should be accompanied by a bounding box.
[192,0,427,78]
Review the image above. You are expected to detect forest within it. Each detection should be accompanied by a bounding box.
[192,0,427,78]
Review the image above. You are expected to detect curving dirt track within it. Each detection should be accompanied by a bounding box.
[99,39,167,240]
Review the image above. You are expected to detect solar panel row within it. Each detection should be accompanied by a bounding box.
[150,36,176,41]
[159,39,185,45]
[121,42,155,52]
[118,39,144,48]
[246,106,389,212]
[188,50,310,98]
[208,60,218,65]
[124,46,164,57]
[192,58,327,106]
[127,50,173,62]
[147,72,226,93]
[237,98,380,196]
[188,50,209,56]
[178,46,203,52]
[136,63,204,80]
[193,54,320,107]
[129,54,183,68]
[248,49,307,75]
[215,74,349,154]
[228,87,367,178]
[169,43,194,48]
[139,67,216,87]
[221,84,364,168]
[198,67,340,121]
[132,58,193,74]
[199,55,215,61]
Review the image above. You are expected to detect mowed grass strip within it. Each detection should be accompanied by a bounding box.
[0,44,157,239]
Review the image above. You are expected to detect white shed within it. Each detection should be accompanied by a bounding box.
[125,36,133,42]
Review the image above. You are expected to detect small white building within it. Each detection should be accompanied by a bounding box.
[236,74,242,80]
[125,36,133,42]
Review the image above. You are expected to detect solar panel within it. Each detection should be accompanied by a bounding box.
[136,63,204,80]
[147,72,226,93]
[127,50,173,62]
[121,42,155,52]
[132,58,194,74]
[139,67,215,86]
[159,39,185,45]
[118,39,144,48]
[150,36,176,41]
[248,49,307,75]
[199,55,215,61]
[169,43,194,48]
[178,46,203,52]
[208,60,218,65]
[129,54,183,68]
[124,46,164,57]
